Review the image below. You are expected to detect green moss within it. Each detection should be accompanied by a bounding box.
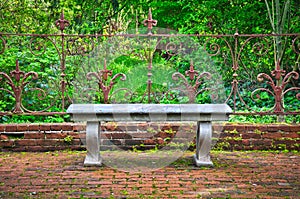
[228,129,239,134]
[164,128,175,135]
[213,142,231,151]
[120,189,129,195]
[225,137,242,141]
[147,127,156,134]
[63,135,74,144]
[254,129,264,135]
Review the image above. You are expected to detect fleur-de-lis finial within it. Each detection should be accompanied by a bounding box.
[185,60,199,81]
[55,11,70,32]
[102,59,112,81]
[10,60,25,82]
[143,8,157,34]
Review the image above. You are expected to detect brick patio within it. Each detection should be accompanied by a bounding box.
[0,150,299,198]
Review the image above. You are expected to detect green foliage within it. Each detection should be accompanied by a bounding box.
[0,0,299,123]
[63,135,74,144]
[229,114,300,124]
[0,114,69,123]
[1,0,299,34]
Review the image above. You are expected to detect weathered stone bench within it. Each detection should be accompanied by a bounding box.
[67,104,232,167]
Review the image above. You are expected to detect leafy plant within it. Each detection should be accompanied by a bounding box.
[64,135,74,144]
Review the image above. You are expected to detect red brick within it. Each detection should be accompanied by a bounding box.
[73,124,86,131]
[0,140,14,147]
[111,133,132,139]
[154,124,164,130]
[35,139,64,146]
[69,145,85,150]
[104,123,118,131]
[49,146,73,151]
[250,139,272,147]
[251,145,264,150]
[28,124,40,131]
[10,147,26,151]
[45,133,67,139]
[67,132,81,139]
[242,133,261,139]
[262,132,283,139]
[233,124,246,132]
[212,123,224,131]
[242,139,250,146]
[156,138,164,145]
[24,132,45,139]
[267,124,281,132]
[220,131,241,138]
[124,125,139,131]
[0,134,9,140]
[0,125,5,132]
[223,124,239,131]
[77,132,86,140]
[102,139,122,145]
[137,123,149,130]
[178,132,194,138]
[245,124,261,131]
[226,139,241,145]
[219,132,230,138]
[274,139,296,145]
[124,139,143,145]
[40,124,51,131]
[16,124,28,132]
[144,139,155,145]
[14,139,36,146]
[281,132,299,139]
[71,139,82,145]
[180,125,195,132]
[278,124,291,132]
[5,124,17,132]
[154,132,169,139]
[160,123,172,131]
[23,146,50,152]
[61,123,73,131]
[232,145,244,150]
[255,125,268,132]
[289,125,300,132]
[129,132,153,138]
[50,124,62,131]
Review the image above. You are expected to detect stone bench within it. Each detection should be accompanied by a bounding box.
[67,104,232,167]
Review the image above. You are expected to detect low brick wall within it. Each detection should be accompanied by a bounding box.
[0,123,299,152]
[217,123,300,151]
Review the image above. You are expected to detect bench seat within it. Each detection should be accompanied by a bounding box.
[67,104,232,167]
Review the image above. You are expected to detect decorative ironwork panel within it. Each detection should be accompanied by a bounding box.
[0,9,299,118]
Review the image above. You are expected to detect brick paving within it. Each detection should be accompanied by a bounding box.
[0,150,299,198]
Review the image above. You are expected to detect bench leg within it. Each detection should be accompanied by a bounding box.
[194,121,213,167]
[84,121,102,166]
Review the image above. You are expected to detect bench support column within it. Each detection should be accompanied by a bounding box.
[84,121,102,166]
[194,121,213,167]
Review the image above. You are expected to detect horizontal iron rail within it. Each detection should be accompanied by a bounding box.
[0,112,68,116]
[1,32,299,37]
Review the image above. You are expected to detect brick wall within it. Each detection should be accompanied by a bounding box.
[216,123,300,151]
[0,123,299,152]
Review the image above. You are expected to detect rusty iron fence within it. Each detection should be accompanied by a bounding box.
[0,10,299,118]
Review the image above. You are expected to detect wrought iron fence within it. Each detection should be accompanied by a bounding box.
[0,10,299,118]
